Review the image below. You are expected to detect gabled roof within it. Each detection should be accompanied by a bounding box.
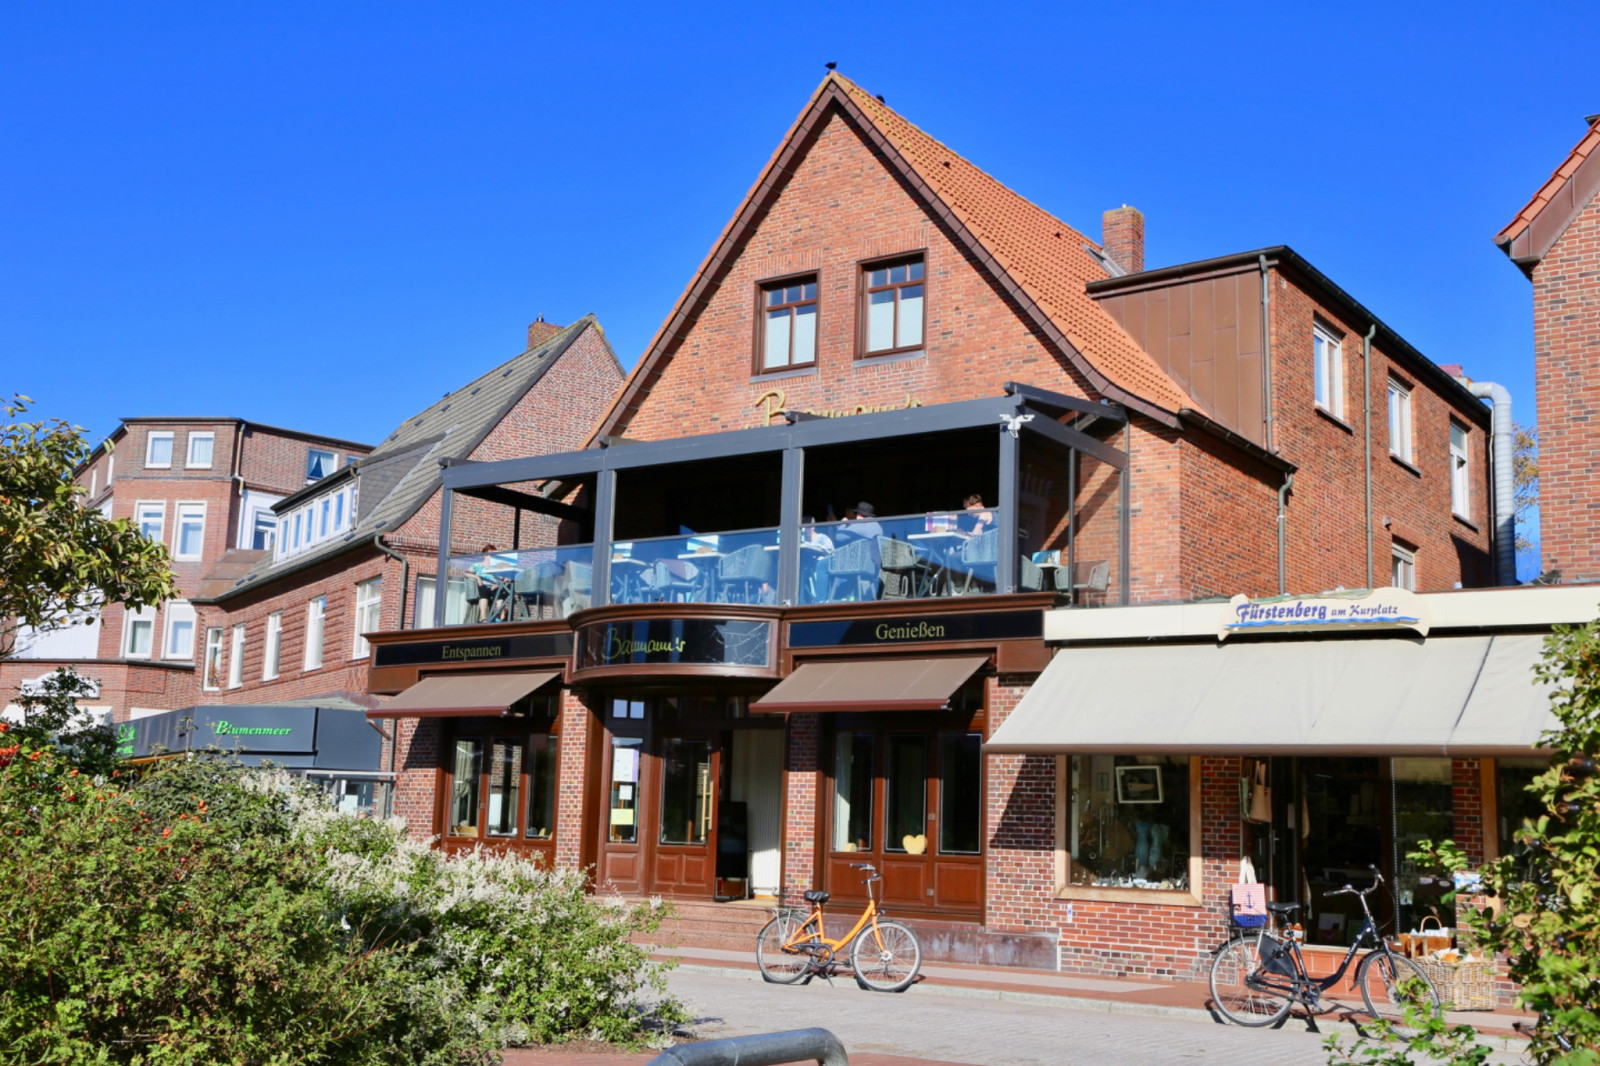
[591,74,1194,440]
[1496,115,1600,276]
[202,315,618,602]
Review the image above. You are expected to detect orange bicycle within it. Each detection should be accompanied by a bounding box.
[755,862,922,992]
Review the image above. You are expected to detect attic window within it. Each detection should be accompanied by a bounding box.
[502,368,514,378]
[440,404,451,413]
[471,387,481,395]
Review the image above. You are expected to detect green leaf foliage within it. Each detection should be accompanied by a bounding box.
[1,394,179,659]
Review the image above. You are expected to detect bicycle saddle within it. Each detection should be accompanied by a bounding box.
[804,890,831,904]
[1266,901,1300,915]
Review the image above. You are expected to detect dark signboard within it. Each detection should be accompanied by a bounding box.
[575,617,773,672]
[787,610,1042,649]
[119,706,381,771]
[372,631,574,668]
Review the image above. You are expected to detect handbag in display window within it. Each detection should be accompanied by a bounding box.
[1244,759,1273,824]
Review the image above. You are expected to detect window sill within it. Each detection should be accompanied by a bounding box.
[1053,885,1204,907]
[1453,513,1479,532]
[1314,406,1354,434]
[1389,454,1423,478]
[856,348,926,368]
[750,364,818,384]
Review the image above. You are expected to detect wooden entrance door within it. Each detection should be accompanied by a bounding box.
[650,735,720,897]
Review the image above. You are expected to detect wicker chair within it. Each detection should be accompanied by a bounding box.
[1055,558,1110,602]
[717,544,775,603]
[513,561,563,620]
[651,557,701,602]
[1018,555,1044,592]
[877,536,933,599]
[824,537,879,602]
[953,528,999,595]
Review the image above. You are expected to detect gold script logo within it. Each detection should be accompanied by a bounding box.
[755,388,923,427]
[442,644,504,662]
[603,628,687,662]
[874,620,946,641]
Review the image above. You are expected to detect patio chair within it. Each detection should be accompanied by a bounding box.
[1018,555,1044,592]
[562,561,592,615]
[877,536,933,600]
[513,561,563,620]
[717,544,775,604]
[953,528,999,595]
[824,537,878,602]
[1056,558,1110,602]
[652,557,701,602]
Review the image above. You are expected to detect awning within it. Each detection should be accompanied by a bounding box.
[367,670,562,719]
[752,656,987,714]
[987,634,1557,756]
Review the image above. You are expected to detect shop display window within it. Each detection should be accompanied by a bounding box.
[1066,755,1190,891]
[485,740,523,838]
[526,736,558,840]
[884,735,928,854]
[938,733,982,855]
[1496,756,1547,858]
[1392,758,1454,932]
[833,733,875,851]
[660,739,712,845]
[450,739,483,837]
[609,738,642,843]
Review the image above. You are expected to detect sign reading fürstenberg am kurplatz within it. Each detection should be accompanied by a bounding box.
[119,705,381,772]
[1219,588,1430,640]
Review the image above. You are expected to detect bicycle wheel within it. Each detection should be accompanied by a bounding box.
[851,919,922,992]
[1356,951,1441,1037]
[755,914,813,984]
[1209,935,1293,1027]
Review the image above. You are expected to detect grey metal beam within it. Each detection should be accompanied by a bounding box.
[1021,412,1128,471]
[456,483,589,524]
[788,396,1015,449]
[442,449,606,492]
[1004,381,1127,423]
[592,468,617,608]
[601,423,791,469]
[997,424,1019,593]
[777,447,804,605]
[433,488,453,628]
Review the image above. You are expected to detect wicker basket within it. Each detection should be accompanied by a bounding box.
[1413,955,1497,1011]
[1396,915,1453,958]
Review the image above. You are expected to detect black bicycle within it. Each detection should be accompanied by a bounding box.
[1210,867,1441,1035]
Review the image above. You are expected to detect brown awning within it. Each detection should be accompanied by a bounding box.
[752,655,988,714]
[367,670,562,719]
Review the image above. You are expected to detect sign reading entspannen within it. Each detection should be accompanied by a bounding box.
[1220,588,1430,640]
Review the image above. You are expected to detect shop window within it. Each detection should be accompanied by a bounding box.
[759,276,818,371]
[938,733,982,855]
[450,739,483,836]
[1064,755,1191,891]
[833,733,875,852]
[1392,758,1454,933]
[609,737,642,843]
[884,735,928,853]
[485,740,523,838]
[1496,756,1547,858]
[862,256,925,356]
[660,739,712,845]
[526,736,558,840]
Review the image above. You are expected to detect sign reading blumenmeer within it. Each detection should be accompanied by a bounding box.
[1220,589,1430,640]
[128,706,319,758]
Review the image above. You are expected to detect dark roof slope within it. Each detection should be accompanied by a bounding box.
[202,315,616,601]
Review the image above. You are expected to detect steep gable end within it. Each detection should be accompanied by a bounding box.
[1497,116,1600,276]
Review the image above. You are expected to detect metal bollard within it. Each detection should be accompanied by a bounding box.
[646,1027,849,1066]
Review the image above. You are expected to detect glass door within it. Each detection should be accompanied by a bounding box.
[652,736,719,897]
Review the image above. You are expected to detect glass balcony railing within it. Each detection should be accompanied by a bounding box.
[442,545,596,625]
[610,527,780,605]
[798,511,1002,605]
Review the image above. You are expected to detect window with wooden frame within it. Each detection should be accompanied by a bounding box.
[757,275,818,372]
[1054,754,1203,904]
[444,701,561,842]
[860,255,925,357]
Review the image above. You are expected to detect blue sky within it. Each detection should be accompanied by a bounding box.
[2,2,1591,549]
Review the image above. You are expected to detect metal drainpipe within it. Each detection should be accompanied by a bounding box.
[1362,324,1377,589]
[1459,379,1516,585]
[1259,255,1274,451]
[1277,470,1295,594]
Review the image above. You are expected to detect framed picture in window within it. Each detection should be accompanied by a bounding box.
[1116,764,1163,804]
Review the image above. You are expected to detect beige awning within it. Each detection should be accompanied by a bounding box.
[367,670,562,719]
[986,634,1557,756]
[752,655,988,714]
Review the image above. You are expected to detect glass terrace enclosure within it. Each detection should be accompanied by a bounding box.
[427,385,1130,627]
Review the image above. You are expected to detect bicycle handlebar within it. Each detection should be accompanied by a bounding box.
[1322,865,1384,898]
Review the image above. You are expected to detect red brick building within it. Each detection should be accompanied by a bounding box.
[2,417,370,723]
[1496,113,1600,584]
[365,74,1509,979]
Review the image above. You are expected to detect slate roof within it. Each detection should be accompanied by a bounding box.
[592,73,1194,439]
[203,315,615,601]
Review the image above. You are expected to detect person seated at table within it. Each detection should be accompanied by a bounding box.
[836,502,883,543]
[958,494,995,537]
[467,543,510,622]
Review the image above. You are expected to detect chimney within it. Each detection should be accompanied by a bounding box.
[1102,205,1145,275]
[527,315,563,348]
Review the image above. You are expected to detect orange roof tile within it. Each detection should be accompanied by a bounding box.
[1497,117,1600,245]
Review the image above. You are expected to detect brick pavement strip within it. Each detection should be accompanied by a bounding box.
[654,968,1531,1066]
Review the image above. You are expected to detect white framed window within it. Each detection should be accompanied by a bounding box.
[759,276,819,371]
[163,601,196,660]
[135,501,165,544]
[202,628,224,690]
[88,468,97,498]
[228,624,246,688]
[173,502,206,560]
[1391,544,1417,591]
[352,577,382,658]
[1313,324,1344,418]
[1387,377,1413,462]
[304,596,327,670]
[863,256,926,356]
[306,448,336,483]
[185,432,215,469]
[145,431,174,468]
[415,575,436,629]
[273,486,356,562]
[250,511,277,551]
[263,611,282,680]
[107,452,114,483]
[124,606,156,659]
[1450,422,1471,519]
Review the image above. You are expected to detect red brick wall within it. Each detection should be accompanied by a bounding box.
[392,716,441,838]
[781,712,820,905]
[1532,193,1600,582]
[1180,432,1280,599]
[0,658,193,724]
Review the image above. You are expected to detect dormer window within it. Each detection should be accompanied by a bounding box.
[307,448,337,483]
[274,482,357,562]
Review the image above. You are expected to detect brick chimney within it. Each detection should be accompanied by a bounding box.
[1102,205,1145,275]
[527,315,563,348]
